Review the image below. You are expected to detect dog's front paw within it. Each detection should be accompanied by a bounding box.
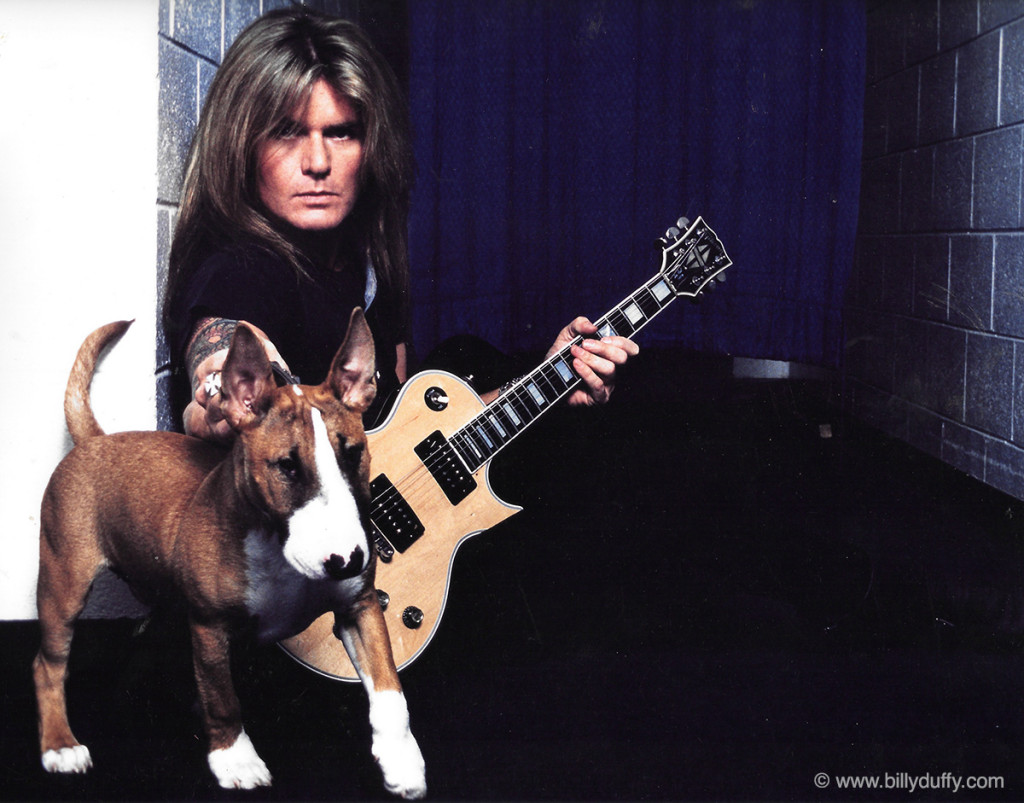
[369,690,426,799]
[207,730,272,789]
[373,729,426,800]
[42,744,93,774]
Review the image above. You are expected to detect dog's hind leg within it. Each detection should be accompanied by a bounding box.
[336,590,426,800]
[33,520,104,774]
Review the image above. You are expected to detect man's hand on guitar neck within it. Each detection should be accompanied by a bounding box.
[547,316,639,407]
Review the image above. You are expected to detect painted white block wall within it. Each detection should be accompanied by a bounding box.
[0,0,159,619]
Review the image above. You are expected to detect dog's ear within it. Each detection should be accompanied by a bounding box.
[220,323,275,429]
[326,308,377,413]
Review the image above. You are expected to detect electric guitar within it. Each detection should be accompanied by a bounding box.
[280,216,732,680]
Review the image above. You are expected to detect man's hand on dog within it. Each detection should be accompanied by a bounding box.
[184,319,288,444]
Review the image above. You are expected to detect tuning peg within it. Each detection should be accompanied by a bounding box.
[715,271,727,282]
[676,216,691,230]
[665,226,680,240]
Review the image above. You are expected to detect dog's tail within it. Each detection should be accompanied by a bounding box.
[64,320,134,445]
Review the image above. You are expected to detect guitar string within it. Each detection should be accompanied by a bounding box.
[367,229,724,542]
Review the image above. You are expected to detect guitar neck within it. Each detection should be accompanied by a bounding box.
[446,215,729,474]
[448,273,676,473]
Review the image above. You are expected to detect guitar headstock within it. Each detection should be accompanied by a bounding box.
[658,216,732,298]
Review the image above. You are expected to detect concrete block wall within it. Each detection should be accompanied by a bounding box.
[155,0,361,431]
[845,0,1024,501]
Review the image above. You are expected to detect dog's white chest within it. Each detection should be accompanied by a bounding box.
[243,529,359,643]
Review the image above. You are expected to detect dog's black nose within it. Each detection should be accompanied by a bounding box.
[324,547,365,580]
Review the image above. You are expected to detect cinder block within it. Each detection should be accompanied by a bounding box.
[844,307,895,392]
[1013,343,1024,445]
[980,0,1024,32]
[893,316,932,407]
[965,333,1014,439]
[948,234,994,331]
[887,67,920,151]
[895,320,966,419]
[1000,18,1024,124]
[939,0,979,51]
[994,235,1024,337]
[867,3,905,82]
[912,234,950,322]
[901,146,934,232]
[225,0,264,57]
[859,154,901,234]
[942,420,988,481]
[907,403,944,459]
[973,127,1023,230]
[171,0,222,63]
[932,139,973,230]
[985,439,1024,500]
[956,32,1000,136]
[904,0,940,65]
[918,50,956,144]
[158,40,198,203]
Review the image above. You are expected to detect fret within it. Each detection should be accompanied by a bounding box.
[620,299,646,328]
[465,423,494,458]
[450,431,479,467]
[499,398,524,429]
[476,413,507,448]
[550,355,577,385]
[606,308,635,337]
[596,319,618,338]
[523,379,547,409]
[470,422,495,453]
[535,366,563,398]
[485,411,509,440]
[635,288,661,319]
[650,277,673,303]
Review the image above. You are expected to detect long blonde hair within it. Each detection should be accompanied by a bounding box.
[164,6,413,336]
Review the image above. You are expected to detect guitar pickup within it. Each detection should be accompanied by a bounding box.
[415,430,477,505]
[369,474,425,554]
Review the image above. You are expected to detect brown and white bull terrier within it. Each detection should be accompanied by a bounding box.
[33,310,426,798]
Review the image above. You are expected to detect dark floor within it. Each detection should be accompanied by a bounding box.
[5,350,1024,801]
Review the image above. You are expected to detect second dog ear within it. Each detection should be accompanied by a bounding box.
[327,308,377,413]
[220,324,275,429]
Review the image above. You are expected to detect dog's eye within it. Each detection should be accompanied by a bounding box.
[274,455,301,481]
[339,439,365,469]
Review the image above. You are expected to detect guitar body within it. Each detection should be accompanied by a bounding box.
[280,370,522,681]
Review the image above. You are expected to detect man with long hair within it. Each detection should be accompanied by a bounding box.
[164,6,636,441]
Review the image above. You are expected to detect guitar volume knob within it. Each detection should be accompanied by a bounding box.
[402,606,424,629]
[376,589,390,611]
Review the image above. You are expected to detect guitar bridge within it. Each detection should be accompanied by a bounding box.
[415,430,477,505]
[369,474,425,554]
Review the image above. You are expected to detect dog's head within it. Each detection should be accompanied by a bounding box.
[217,309,377,582]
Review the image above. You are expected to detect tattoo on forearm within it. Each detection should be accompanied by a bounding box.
[187,318,238,391]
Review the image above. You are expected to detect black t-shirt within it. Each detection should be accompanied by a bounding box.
[167,242,405,424]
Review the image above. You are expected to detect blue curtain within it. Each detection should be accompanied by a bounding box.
[407,0,865,367]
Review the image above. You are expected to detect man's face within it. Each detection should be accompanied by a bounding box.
[257,79,364,232]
